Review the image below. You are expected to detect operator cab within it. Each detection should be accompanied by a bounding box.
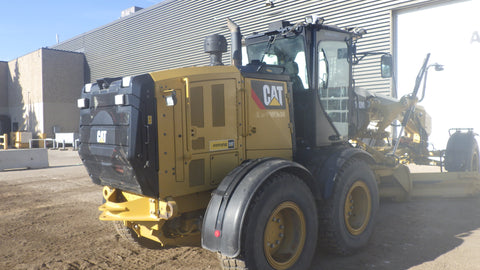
[243,17,361,149]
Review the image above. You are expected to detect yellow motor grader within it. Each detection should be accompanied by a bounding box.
[77,17,480,270]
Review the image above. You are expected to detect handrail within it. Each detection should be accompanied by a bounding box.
[183,77,190,99]
[74,139,80,151]
[29,138,57,149]
[183,77,193,156]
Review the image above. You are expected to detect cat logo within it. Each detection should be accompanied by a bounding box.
[97,130,107,143]
[263,84,284,106]
[251,80,286,110]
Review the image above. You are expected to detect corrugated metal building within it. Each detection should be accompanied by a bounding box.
[52,0,460,96]
[1,0,471,141]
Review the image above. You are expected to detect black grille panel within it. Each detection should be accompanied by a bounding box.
[78,74,159,198]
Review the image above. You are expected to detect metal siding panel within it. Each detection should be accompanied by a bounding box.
[52,0,444,95]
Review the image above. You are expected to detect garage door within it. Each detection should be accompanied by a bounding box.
[395,0,480,149]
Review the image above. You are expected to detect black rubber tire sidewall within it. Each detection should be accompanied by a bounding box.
[445,133,479,172]
[319,158,379,255]
[243,172,318,270]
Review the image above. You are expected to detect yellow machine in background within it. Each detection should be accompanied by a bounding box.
[77,17,479,270]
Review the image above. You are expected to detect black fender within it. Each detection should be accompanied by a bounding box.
[201,158,313,257]
[316,147,375,200]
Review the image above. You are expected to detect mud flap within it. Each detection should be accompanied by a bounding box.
[201,158,313,257]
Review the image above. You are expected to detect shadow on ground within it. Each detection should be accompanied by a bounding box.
[311,197,480,269]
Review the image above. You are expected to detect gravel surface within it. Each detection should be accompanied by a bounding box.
[1,150,479,269]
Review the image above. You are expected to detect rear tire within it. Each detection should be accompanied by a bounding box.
[318,158,379,255]
[220,172,318,270]
[445,132,479,172]
[113,221,162,249]
[218,254,247,270]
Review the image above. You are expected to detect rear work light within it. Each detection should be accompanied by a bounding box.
[164,90,177,106]
[115,94,126,105]
[77,98,89,109]
[122,76,132,88]
[84,83,93,93]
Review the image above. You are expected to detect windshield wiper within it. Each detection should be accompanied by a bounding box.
[258,35,277,66]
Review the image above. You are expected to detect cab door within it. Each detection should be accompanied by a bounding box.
[245,78,293,159]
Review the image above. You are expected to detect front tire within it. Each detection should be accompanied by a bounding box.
[221,172,318,270]
[318,158,379,255]
[445,131,479,172]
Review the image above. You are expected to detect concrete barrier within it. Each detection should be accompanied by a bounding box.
[0,149,49,171]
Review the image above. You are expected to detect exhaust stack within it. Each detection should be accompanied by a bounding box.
[227,18,242,68]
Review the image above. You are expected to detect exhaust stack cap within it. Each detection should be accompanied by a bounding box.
[204,34,227,66]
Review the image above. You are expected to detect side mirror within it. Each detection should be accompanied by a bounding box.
[381,54,393,78]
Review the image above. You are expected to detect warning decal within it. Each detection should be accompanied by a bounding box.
[251,80,286,110]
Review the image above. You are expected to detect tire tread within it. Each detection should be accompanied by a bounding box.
[113,221,162,249]
[218,171,317,270]
[219,254,248,270]
[318,158,378,255]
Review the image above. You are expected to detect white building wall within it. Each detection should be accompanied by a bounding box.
[0,61,8,115]
[7,50,44,135]
[6,49,84,137]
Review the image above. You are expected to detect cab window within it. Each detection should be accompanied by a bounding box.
[247,35,309,90]
[318,41,350,137]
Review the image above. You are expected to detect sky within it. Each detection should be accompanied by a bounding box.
[0,0,163,61]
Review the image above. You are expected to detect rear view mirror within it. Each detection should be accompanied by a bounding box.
[381,54,393,78]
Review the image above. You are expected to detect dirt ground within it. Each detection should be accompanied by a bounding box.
[1,150,480,270]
